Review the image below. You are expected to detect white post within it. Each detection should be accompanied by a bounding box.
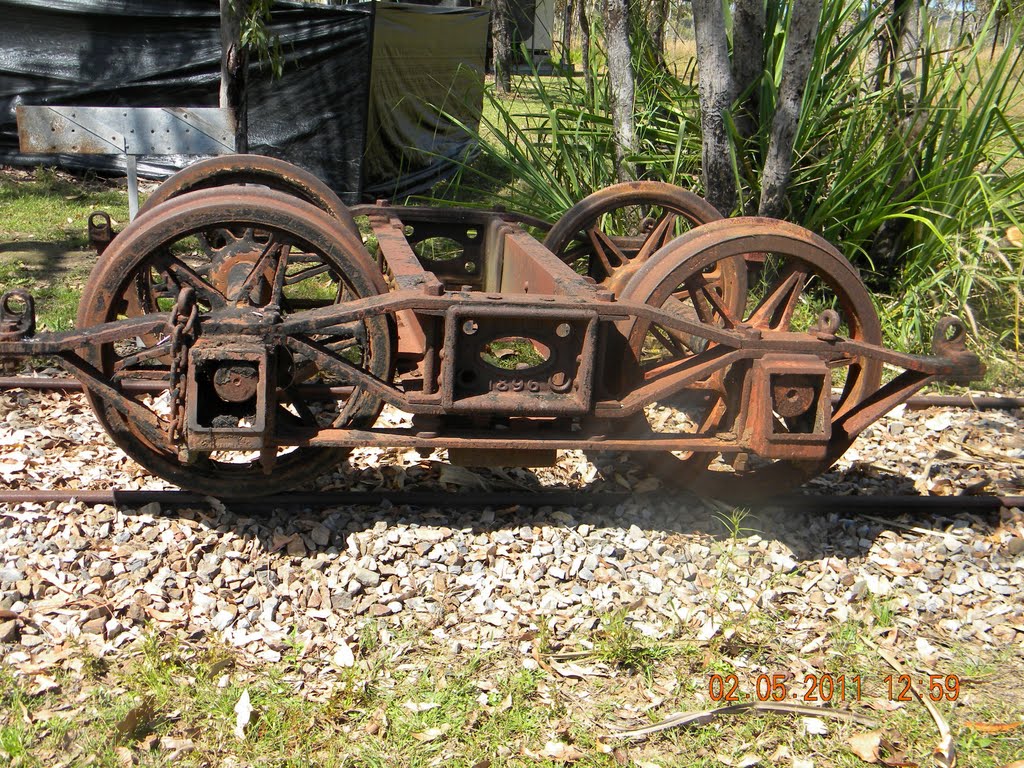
[126,153,139,221]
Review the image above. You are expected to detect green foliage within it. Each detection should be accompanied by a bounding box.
[595,608,671,678]
[236,0,284,78]
[438,3,1024,361]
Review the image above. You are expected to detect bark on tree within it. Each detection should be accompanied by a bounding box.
[561,0,574,65]
[650,0,670,58]
[895,0,921,89]
[604,0,637,181]
[220,0,249,153]
[692,0,737,213]
[578,0,594,101]
[492,0,514,96]
[731,0,765,140]
[758,0,823,217]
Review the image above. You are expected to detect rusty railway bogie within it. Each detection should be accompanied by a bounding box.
[0,158,984,500]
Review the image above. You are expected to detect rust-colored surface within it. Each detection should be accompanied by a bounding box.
[0,174,986,500]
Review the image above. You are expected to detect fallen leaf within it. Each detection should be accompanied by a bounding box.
[847,730,883,763]
[524,740,587,762]
[411,723,451,742]
[549,660,606,679]
[792,759,814,768]
[803,717,829,737]
[333,642,355,668]
[402,701,440,713]
[963,721,1022,733]
[28,675,61,696]
[998,762,1024,768]
[115,696,156,743]
[233,689,253,740]
[365,704,388,736]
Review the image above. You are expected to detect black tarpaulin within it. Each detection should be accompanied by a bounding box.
[0,0,487,201]
[362,3,487,199]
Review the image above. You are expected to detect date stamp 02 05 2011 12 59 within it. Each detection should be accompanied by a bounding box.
[707,673,962,704]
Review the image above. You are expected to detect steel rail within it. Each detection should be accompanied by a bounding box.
[0,488,1019,512]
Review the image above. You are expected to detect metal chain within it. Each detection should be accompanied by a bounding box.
[166,286,197,442]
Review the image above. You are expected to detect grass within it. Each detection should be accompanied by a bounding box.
[0,166,130,244]
[2,592,1021,766]
[0,258,85,332]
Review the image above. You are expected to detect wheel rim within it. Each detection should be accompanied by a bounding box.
[78,186,393,497]
[543,181,724,295]
[617,218,883,502]
[139,154,359,234]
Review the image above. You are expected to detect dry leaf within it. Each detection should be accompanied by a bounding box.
[803,717,829,737]
[523,741,587,762]
[115,696,156,743]
[233,689,253,740]
[333,641,355,668]
[411,723,451,742]
[792,760,814,768]
[365,704,388,736]
[963,721,1022,734]
[549,660,605,679]
[998,762,1024,768]
[847,731,883,763]
[932,733,956,768]
[29,675,61,696]
[402,701,440,713]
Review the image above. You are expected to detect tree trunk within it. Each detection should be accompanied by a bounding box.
[492,0,513,96]
[604,0,637,181]
[578,0,594,101]
[865,1,895,92]
[895,0,921,91]
[731,0,765,140]
[692,0,737,214]
[650,0,669,59]
[220,0,249,153]
[561,0,574,66]
[757,0,823,218]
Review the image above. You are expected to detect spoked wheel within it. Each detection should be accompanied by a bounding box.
[77,186,394,497]
[122,155,360,323]
[139,154,359,233]
[617,218,883,502]
[543,181,725,296]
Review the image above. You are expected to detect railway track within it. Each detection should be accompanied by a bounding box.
[0,487,1020,512]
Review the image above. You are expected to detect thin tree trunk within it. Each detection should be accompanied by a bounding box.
[492,0,513,96]
[578,0,594,101]
[561,0,574,66]
[650,0,669,58]
[895,0,921,91]
[692,0,736,214]
[604,0,637,181]
[731,0,765,140]
[220,0,249,153]
[757,0,823,218]
[865,1,895,92]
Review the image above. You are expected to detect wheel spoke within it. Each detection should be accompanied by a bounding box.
[747,265,808,329]
[112,342,171,372]
[160,255,228,308]
[229,235,283,304]
[635,212,678,263]
[587,226,628,272]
